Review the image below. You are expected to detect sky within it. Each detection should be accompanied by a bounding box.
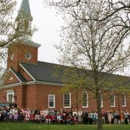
[16,0,63,64]
[15,0,130,76]
[1,0,130,76]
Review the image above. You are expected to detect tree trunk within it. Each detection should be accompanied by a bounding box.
[96,91,103,130]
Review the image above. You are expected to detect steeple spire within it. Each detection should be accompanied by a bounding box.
[17,0,32,19]
[16,0,33,40]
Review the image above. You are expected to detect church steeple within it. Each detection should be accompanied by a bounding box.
[15,0,32,40]
[7,0,41,72]
[17,0,32,19]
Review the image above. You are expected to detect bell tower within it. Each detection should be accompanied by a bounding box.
[7,0,40,71]
[15,0,32,40]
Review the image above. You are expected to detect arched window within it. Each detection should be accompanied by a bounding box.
[110,92,115,107]
[82,91,88,108]
[63,92,71,108]
[122,94,126,107]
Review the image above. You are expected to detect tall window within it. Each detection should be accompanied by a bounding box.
[110,93,115,107]
[82,91,88,108]
[48,94,55,108]
[63,92,71,108]
[122,94,126,107]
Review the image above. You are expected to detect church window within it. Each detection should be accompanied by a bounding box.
[25,52,31,60]
[82,91,88,108]
[48,94,55,108]
[10,53,14,60]
[122,94,126,107]
[63,92,71,108]
[110,92,115,107]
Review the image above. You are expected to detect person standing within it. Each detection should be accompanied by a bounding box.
[108,111,112,124]
[124,110,129,124]
[77,108,83,124]
[82,109,88,124]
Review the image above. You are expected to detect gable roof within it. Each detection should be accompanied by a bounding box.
[1,67,27,86]
[20,61,65,83]
[2,60,130,89]
[20,61,130,86]
[11,67,27,83]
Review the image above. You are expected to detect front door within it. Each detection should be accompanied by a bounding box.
[6,90,14,103]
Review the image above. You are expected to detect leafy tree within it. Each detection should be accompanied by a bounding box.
[0,0,16,47]
[0,0,16,73]
[0,0,35,74]
[45,0,130,130]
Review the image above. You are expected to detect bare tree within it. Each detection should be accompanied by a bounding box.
[99,0,130,23]
[45,0,130,130]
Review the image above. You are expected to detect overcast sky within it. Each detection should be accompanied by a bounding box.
[1,0,130,76]
[16,0,63,63]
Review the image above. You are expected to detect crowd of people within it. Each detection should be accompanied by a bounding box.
[0,102,130,125]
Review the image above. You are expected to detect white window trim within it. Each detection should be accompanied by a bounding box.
[122,94,126,107]
[25,52,31,60]
[48,94,55,108]
[10,53,14,60]
[110,93,115,107]
[6,90,15,103]
[82,91,88,108]
[63,92,71,108]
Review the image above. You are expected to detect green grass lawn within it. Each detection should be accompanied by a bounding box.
[0,123,130,130]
